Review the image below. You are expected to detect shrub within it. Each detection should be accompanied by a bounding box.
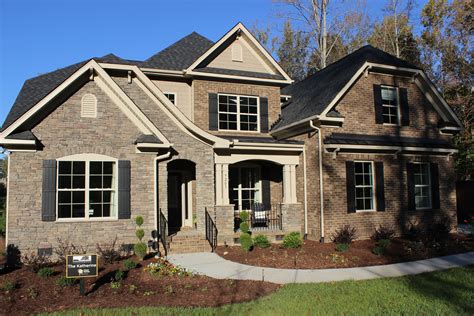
[136,229,145,241]
[331,225,357,244]
[54,238,87,264]
[96,237,122,264]
[253,234,270,248]
[404,220,425,241]
[37,267,54,277]
[114,269,125,282]
[372,239,391,256]
[56,276,77,287]
[21,252,50,273]
[2,281,16,293]
[0,212,6,236]
[134,243,147,260]
[135,216,144,227]
[239,211,249,222]
[239,222,250,233]
[335,243,349,252]
[123,258,138,270]
[240,233,253,252]
[371,225,396,242]
[282,232,303,249]
[428,216,452,244]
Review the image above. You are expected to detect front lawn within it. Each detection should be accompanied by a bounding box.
[46,265,474,315]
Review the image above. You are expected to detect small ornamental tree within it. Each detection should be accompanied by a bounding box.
[134,216,147,260]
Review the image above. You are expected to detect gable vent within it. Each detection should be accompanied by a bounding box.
[232,43,243,62]
[81,94,97,118]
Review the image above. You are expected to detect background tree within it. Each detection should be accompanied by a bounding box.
[277,20,310,80]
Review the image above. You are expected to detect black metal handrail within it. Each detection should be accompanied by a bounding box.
[205,208,218,252]
[234,203,283,231]
[158,209,168,256]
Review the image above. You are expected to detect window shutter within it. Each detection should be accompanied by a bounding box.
[260,97,269,133]
[261,166,271,207]
[430,163,440,209]
[399,88,410,126]
[346,161,356,213]
[118,160,131,219]
[375,162,385,211]
[209,93,218,130]
[406,163,416,211]
[42,160,57,221]
[373,85,383,124]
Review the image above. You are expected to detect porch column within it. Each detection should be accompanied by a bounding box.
[215,163,229,206]
[283,164,297,204]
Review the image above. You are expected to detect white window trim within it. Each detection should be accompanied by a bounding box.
[56,153,118,222]
[217,93,260,133]
[231,164,262,212]
[413,162,432,210]
[164,92,177,106]
[354,161,377,212]
[381,85,401,126]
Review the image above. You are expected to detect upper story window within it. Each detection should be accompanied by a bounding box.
[381,86,399,125]
[57,156,117,220]
[164,93,176,105]
[218,94,259,131]
[414,163,431,209]
[354,161,375,211]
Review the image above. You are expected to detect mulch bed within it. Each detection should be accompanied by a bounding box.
[216,234,474,269]
[0,256,280,315]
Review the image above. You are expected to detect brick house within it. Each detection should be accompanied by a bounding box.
[0,23,462,254]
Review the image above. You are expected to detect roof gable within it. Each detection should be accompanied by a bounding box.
[273,45,461,131]
[186,23,292,83]
[140,32,214,70]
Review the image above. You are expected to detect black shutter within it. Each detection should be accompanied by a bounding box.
[209,93,218,130]
[373,85,383,124]
[399,88,410,126]
[406,163,416,211]
[346,161,356,213]
[430,163,440,209]
[118,160,131,219]
[260,97,269,133]
[42,160,57,221]
[262,179,271,208]
[375,162,385,211]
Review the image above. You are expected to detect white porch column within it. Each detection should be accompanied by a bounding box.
[222,163,229,205]
[215,163,230,206]
[215,163,222,205]
[283,164,297,204]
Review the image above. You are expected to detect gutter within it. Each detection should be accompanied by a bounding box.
[309,120,325,243]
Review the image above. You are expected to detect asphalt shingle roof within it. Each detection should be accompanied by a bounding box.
[134,134,163,144]
[141,32,214,70]
[273,45,419,130]
[193,67,285,80]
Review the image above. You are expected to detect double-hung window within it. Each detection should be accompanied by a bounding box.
[414,163,431,209]
[58,157,117,220]
[381,86,399,125]
[354,161,375,211]
[218,94,259,131]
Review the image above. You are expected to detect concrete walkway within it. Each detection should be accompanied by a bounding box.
[168,251,474,284]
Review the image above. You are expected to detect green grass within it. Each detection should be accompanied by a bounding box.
[45,265,474,315]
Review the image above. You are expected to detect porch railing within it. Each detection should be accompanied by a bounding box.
[205,208,218,252]
[158,208,168,256]
[234,203,283,232]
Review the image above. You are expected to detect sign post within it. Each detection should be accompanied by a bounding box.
[66,254,98,296]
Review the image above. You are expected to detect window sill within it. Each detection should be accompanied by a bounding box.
[56,217,119,223]
[355,210,376,213]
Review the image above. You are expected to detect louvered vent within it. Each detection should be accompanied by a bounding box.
[81,94,97,118]
[232,43,243,62]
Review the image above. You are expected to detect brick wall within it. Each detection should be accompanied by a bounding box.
[193,79,280,137]
[290,73,457,241]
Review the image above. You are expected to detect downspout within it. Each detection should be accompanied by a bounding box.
[303,145,308,239]
[5,154,10,246]
[309,120,325,243]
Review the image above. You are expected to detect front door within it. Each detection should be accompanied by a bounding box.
[167,173,182,233]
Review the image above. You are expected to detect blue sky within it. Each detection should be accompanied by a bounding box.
[0,0,427,126]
